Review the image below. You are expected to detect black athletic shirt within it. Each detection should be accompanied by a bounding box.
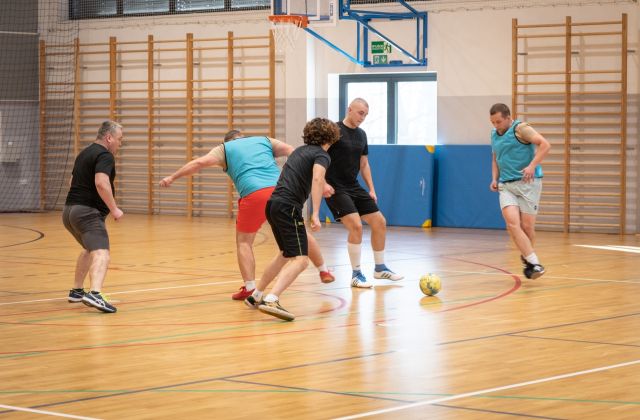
[325,121,368,191]
[65,143,116,216]
[270,145,330,210]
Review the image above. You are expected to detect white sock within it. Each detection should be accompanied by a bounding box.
[347,242,362,271]
[525,253,539,265]
[252,289,264,301]
[264,293,278,303]
[245,280,256,290]
[373,250,385,265]
[316,263,328,272]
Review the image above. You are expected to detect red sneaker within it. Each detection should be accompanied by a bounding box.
[319,270,335,283]
[232,286,254,300]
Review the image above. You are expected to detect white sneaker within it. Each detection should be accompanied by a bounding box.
[373,268,404,281]
[351,271,374,288]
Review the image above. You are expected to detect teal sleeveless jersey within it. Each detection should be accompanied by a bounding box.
[224,136,280,197]
[491,120,543,182]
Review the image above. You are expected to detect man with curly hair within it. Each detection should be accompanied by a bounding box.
[160,130,335,301]
[245,118,340,321]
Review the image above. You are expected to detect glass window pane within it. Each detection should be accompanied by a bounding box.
[71,0,117,18]
[124,0,170,14]
[177,0,225,11]
[232,0,270,8]
[396,81,437,145]
[346,82,387,145]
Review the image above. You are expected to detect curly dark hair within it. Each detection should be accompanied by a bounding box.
[302,118,340,146]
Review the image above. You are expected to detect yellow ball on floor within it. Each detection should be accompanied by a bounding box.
[419,273,441,296]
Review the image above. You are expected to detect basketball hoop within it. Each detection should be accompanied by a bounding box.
[268,15,309,53]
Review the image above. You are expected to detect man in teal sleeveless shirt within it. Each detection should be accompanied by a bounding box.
[489,103,551,279]
[160,130,335,300]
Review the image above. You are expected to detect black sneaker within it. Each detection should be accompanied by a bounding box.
[524,264,545,280]
[82,292,117,313]
[68,288,85,303]
[258,300,295,321]
[244,295,262,309]
[520,255,529,268]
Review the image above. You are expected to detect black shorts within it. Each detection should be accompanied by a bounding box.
[62,205,110,251]
[325,186,379,221]
[265,200,308,258]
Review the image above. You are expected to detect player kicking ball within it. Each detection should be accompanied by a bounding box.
[245,118,340,321]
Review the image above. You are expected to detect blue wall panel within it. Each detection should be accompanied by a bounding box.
[320,145,435,227]
[319,144,504,230]
[433,145,504,229]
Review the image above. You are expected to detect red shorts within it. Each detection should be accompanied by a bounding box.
[236,186,275,233]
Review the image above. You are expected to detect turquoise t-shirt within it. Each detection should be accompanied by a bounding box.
[491,120,543,182]
[224,136,281,197]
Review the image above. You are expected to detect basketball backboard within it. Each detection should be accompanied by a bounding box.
[271,0,337,26]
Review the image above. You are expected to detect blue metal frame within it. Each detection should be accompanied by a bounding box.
[289,0,428,68]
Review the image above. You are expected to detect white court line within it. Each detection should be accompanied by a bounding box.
[333,358,640,420]
[0,280,239,307]
[0,404,102,419]
[576,245,640,254]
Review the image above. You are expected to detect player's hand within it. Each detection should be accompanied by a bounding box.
[159,176,173,187]
[520,166,535,183]
[111,207,124,221]
[310,215,321,232]
[489,180,498,192]
[323,183,335,198]
[369,190,378,203]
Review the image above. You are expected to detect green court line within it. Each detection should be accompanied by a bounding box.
[0,280,620,361]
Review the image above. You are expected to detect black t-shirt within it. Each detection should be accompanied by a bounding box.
[271,145,330,209]
[325,121,368,191]
[65,143,116,216]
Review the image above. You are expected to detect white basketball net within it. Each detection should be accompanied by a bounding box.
[270,17,307,53]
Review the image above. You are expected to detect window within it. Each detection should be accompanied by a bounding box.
[70,0,269,19]
[339,72,437,145]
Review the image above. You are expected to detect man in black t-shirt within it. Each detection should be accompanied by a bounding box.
[324,98,403,288]
[245,118,340,321]
[62,121,124,313]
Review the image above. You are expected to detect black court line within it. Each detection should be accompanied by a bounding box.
[0,351,395,415]
[222,378,412,403]
[433,403,567,420]
[0,225,45,248]
[439,311,640,346]
[508,334,640,349]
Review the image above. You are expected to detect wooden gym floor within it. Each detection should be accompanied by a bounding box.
[0,212,639,419]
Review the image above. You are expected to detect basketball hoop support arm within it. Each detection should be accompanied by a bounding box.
[301,0,427,67]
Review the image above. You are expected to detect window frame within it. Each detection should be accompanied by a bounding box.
[338,72,437,145]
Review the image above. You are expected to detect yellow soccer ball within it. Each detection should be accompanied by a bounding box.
[419,273,441,296]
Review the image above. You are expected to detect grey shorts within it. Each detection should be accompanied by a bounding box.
[498,178,542,215]
[62,205,110,251]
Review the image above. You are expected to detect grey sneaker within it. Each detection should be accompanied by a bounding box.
[82,292,117,313]
[258,300,295,321]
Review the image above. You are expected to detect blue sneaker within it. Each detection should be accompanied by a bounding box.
[68,288,85,303]
[351,271,374,288]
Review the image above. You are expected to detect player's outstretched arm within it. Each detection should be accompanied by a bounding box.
[160,153,221,187]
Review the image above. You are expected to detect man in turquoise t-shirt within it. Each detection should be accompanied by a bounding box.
[160,130,335,300]
[489,103,551,279]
